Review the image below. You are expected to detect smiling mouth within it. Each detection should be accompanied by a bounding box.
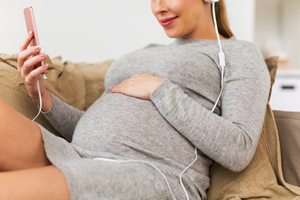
[160,16,178,27]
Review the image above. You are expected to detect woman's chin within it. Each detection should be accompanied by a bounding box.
[164,30,180,38]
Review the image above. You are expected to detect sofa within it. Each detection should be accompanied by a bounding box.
[0,53,300,199]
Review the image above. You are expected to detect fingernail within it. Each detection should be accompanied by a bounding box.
[40,53,46,58]
[35,45,40,50]
[109,86,114,90]
[43,64,48,68]
[29,31,32,35]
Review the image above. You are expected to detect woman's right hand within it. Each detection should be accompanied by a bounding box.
[18,31,52,112]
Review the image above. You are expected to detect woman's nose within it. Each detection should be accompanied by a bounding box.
[153,0,168,14]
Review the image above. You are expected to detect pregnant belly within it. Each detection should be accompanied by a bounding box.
[72,93,194,160]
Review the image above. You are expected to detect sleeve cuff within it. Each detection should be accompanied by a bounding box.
[41,92,55,114]
[150,79,173,103]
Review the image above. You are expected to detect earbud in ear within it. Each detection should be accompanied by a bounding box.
[204,0,219,3]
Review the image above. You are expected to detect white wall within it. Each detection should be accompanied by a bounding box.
[255,0,300,68]
[282,0,300,68]
[254,0,281,50]
[225,0,256,42]
[0,0,256,63]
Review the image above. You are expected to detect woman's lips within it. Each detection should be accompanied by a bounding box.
[160,16,178,27]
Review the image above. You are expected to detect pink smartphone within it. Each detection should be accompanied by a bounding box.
[24,6,46,79]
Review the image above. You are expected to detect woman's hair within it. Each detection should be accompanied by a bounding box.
[214,0,234,38]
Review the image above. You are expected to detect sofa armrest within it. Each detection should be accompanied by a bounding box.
[273,110,300,187]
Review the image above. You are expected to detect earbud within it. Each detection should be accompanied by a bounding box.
[204,0,219,3]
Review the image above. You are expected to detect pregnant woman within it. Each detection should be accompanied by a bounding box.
[0,0,270,199]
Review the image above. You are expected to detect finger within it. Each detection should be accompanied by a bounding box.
[18,45,41,72]
[24,64,48,86]
[19,31,34,53]
[110,79,131,93]
[110,85,127,94]
[22,53,46,74]
[109,86,118,93]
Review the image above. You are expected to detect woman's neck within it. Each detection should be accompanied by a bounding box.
[179,15,226,40]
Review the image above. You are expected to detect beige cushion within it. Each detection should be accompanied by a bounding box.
[207,56,300,199]
[0,53,114,136]
[43,56,114,111]
[264,56,300,187]
[0,54,60,135]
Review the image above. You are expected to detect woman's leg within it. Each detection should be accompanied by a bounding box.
[0,97,51,171]
[0,98,70,199]
[0,165,70,200]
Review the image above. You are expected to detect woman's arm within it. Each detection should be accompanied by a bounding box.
[42,93,85,142]
[110,42,270,172]
[17,32,85,142]
[149,45,271,172]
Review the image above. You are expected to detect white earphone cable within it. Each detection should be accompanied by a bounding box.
[211,2,225,112]
[178,2,226,199]
[212,2,226,68]
[32,65,47,122]
[93,158,177,200]
[179,147,198,200]
[32,79,42,121]
[212,3,222,53]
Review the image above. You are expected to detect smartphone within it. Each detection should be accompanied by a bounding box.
[24,6,46,79]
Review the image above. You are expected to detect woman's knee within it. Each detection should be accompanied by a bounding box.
[0,98,51,171]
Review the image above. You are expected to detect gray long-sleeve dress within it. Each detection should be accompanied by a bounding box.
[38,37,270,200]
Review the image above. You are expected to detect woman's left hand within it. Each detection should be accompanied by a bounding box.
[109,74,164,100]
